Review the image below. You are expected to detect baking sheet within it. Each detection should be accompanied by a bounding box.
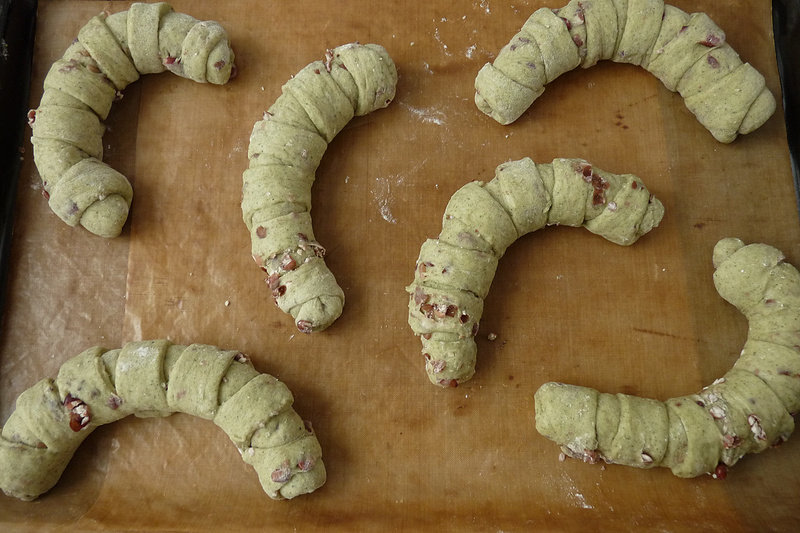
[2,0,799,531]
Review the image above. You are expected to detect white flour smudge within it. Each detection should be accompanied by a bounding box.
[433,27,452,56]
[400,101,446,126]
[373,176,400,224]
[560,472,595,510]
[372,160,427,224]
[572,491,594,509]
[379,199,397,224]
[465,44,477,59]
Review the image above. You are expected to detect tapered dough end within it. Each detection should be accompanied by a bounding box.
[204,39,236,85]
[583,177,665,246]
[421,336,477,387]
[0,378,87,500]
[683,63,770,143]
[220,372,326,500]
[0,440,72,501]
[637,196,665,238]
[272,257,345,333]
[47,158,133,237]
[290,295,344,334]
[330,42,398,116]
[475,63,541,125]
[712,237,745,268]
[247,433,326,499]
[276,460,327,500]
[534,382,599,456]
[713,240,786,313]
[79,194,130,238]
[739,88,777,135]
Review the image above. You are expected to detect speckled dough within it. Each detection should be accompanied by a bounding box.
[407,157,664,387]
[29,2,235,238]
[475,0,775,142]
[243,43,398,333]
[0,340,325,501]
[535,238,800,478]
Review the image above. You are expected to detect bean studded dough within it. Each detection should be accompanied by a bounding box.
[407,157,664,387]
[0,340,325,501]
[475,0,775,143]
[28,2,235,238]
[243,43,398,334]
[535,238,800,478]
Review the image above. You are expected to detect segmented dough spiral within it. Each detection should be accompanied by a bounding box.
[0,340,325,501]
[407,157,664,386]
[29,2,235,238]
[242,43,398,333]
[535,238,800,478]
[475,0,775,143]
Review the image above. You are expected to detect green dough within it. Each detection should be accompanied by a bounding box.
[535,383,600,455]
[114,340,172,417]
[646,12,725,90]
[662,396,722,477]
[474,63,540,125]
[521,8,581,83]
[29,2,236,238]
[556,1,588,65]
[0,340,325,501]
[614,0,665,65]
[474,1,775,142]
[682,63,769,143]
[534,238,800,478]
[641,4,689,67]
[242,43,398,334]
[407,157,664,386]
[582,0,620,66]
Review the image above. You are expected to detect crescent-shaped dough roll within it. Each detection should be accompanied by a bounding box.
[28,2,236,238]
[535,238,800,478]
[407,157,664,386]
[242,43,398,333]
[474,0,775,143]
[0,340,325,501]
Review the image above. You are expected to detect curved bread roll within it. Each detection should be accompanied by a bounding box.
[407,157,664,386]
[0,340,325,501]
[535,238,800,478]
[475,0,775,143]
[29,2,236,238]
[243,43,398,333]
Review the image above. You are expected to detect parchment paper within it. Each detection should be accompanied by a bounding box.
[2,1,799,531]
